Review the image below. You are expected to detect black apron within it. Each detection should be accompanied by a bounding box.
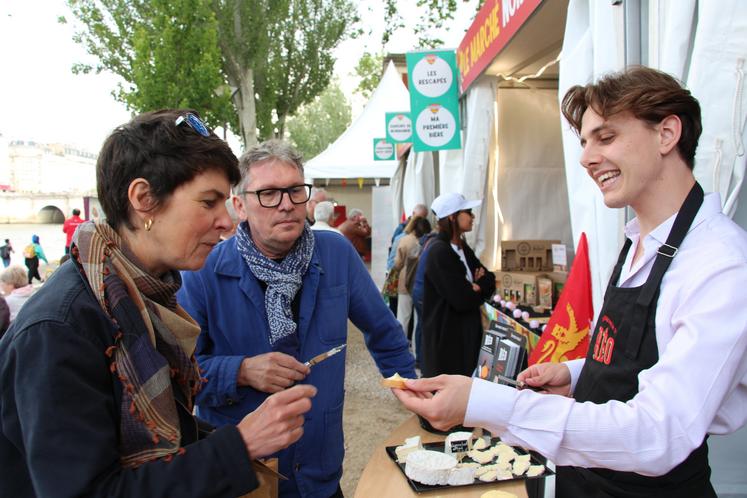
[556,183,717,498]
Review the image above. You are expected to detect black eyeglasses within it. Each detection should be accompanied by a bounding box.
[241,184,312,208]
[175,113,210,137]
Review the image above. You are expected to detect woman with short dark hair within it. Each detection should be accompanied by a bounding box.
[0,109,316,497]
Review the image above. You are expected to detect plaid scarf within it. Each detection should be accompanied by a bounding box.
[235,220,314,347]
[72,221,203,467]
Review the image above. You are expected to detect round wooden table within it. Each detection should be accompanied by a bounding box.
[354,415,529,497]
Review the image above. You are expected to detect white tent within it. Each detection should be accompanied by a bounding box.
[304,61,410,180]
[559,0,747,310]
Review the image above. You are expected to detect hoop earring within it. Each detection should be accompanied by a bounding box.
[144,219,153,231]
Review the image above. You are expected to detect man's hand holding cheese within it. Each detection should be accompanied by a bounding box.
[392,375,472,432]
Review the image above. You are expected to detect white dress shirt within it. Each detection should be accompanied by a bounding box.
[465,193,747,476]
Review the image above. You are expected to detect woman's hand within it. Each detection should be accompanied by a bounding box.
[517,362,572,396]
[392,375,472,431]
[473,267,485,281]
[238,352,310,393]
[237,384,317,459]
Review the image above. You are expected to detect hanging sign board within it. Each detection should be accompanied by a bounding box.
[385,112,413,143]
[373,138,395,161]
[457,0,542,93]
[406,50,462,152]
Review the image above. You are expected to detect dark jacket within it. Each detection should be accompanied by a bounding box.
[422,233,495,378]
[0,261,258,498]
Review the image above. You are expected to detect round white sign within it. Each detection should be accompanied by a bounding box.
[415,104,456,147]
[374,140,394,160]
[412,54,453,98]
[387,114,412,142]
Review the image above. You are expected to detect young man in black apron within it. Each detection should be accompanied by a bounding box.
[391,67,747,497]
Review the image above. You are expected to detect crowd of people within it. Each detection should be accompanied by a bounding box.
[1,66,746,498]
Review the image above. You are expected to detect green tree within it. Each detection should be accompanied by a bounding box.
[286,80,351,161]
[65,0,233,131]
[381,0,482,48]
[353,52,384,99]
[66,0,358,148]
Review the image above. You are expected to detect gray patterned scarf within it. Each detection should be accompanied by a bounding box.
[235,220,314,346]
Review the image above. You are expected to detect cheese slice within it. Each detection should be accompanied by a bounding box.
[468,448,495,464]
[381,372,409,389]
[405,450,457,486]
[472,437,488,450]
[478,470,497,482]
[395,436,423,463]
[512,454,531,475]
[526,464,545,477]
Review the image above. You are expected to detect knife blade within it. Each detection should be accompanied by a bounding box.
[494,375,541,391]
[304,344,346,367]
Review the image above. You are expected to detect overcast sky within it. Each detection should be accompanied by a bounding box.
[0,0,477,155]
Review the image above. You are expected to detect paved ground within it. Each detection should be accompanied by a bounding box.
[339,322,411,496]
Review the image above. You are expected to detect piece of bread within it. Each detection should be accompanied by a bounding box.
[381,372,409,389]
[481,490,518,498]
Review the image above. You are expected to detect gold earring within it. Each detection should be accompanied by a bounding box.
[144,219,153,231]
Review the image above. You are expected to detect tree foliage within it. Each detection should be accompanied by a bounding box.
[381,0,481,48]
[66,0,233,131]
[353,52,384,99]
[66,0,358,148]
[286,80,351,161]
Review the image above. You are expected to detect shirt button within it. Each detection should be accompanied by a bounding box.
[227,399,234,405]
[294,463,301,472]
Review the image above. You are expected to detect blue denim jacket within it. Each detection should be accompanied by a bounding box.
[178,230,415,498]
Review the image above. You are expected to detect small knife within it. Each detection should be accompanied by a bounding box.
[304,344,346,367]
[494,375,540,391]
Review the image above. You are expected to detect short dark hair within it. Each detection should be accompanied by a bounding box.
[72,208,80,216]
[97,109,240,230]
[561,66,702,170]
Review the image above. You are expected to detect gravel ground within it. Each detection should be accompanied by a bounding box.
[339,321,412,496]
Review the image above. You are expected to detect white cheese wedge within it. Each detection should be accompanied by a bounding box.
[496,468,514,480]
[492,443,518,461]
[405,450,457,486]
[478,470,497,482]
[526,464,545,477]
[395,435,423,463]
[472,437,488,450]
[447,465,476,485]
[474,464,498,477]
[468,448,495,464]
[445,431,473,461]
[512,454,531,476]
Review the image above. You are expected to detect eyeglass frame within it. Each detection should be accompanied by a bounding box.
[240,183,313,208]
[175,112,210,137]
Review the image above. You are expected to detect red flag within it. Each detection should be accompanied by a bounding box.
[528,233,593,365]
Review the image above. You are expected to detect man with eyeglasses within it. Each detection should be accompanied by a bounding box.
[178,139,416,498]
